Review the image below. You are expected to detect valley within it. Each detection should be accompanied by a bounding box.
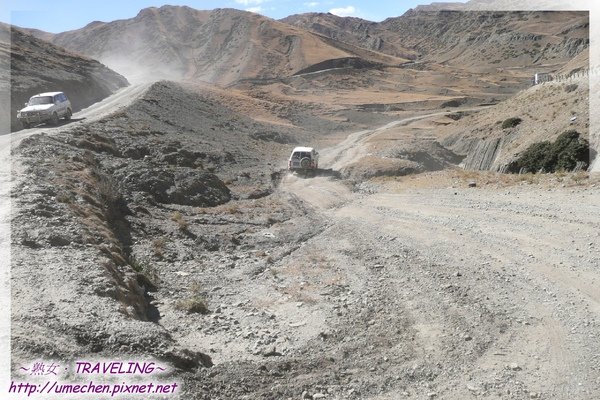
[2,2,598,399]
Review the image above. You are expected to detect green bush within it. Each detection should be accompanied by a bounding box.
[507,130,590,173]
[501,117,523,129]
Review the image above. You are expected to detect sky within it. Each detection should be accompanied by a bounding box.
[1,0,468,33]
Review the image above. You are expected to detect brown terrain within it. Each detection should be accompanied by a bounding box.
[3,1,598,399]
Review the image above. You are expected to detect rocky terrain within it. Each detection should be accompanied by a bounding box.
[441,74,590,171]
[9,80,600,398]
[284,10,588,73]
[4,2,598,400]
[1,23,128,132]
[9,79,347,370]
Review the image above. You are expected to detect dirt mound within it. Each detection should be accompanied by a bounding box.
[1,23,128,132]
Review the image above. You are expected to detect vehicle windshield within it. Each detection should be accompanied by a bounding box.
[28,96,53,106]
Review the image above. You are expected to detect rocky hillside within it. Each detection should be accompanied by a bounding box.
[284,9,588,73]
[2,23,128,132]
[10,79,317,370]
[25,6,406,85]
[380,10,588,70]
[440,74,589,171]
[280,13,417,60]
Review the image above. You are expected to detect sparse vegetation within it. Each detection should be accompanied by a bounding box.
[152,237,167,258]
[507,130,590,173]
[175,282,209,314]
[129,255,160,287]
[170,211,189,231]
[501,117,522,129]
[564,83,578,93]
[56,191,74,203]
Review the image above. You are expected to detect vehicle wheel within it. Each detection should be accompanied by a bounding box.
[300,157,311,169]
[64,108,72,120]
[50,112,59,126]
[21,121,30,129]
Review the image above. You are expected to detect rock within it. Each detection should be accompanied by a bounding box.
[509,362,521,371]
[427,392,437,398]
[467,384,480,392]
[312,394,327,399]
[47,234,71,247]
[119,167,230,206]
[302,390,312,399]
[262,347,282,357]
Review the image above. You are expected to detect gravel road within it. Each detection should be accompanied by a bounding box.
[182,116,600,399]
[4,83,599,399]
[267,119,600,398]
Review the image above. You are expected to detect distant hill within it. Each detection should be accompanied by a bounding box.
[0,23,128,132]
[23,6,407,85]
[380,10,588,70]
[280,13,417,60]
[284,9,588,72]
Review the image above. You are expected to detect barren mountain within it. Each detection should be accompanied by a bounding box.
[5,4,597,400]
[280,13,417,60]
[284,9,588,73]
[1,23,128,132]
[380,10,588,70]
[396,0,590,11]
[26,6,406,85]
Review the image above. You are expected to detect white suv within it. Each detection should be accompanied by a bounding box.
[17,92,72,129]
[288,146,319,175]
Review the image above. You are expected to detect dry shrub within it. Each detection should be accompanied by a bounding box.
[175,281,209,314]
[170,211,189,231]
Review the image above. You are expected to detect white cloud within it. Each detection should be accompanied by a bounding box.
[304,2,320,7]
[246,6,263,13]
[329,5,356,17]
[235,0,264,6]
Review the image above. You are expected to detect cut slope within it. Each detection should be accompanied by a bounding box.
[440,74,589,171]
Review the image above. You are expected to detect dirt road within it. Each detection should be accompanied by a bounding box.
[174,113,600,399]
[269,119,600,399]
[4,85,599,399]
[2,83,151,150]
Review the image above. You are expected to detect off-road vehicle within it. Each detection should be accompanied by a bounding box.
[288,146,319,176]
[17,92,72,129]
